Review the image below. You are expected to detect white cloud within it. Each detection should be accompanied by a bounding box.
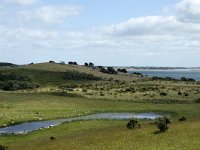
[176,0,200,23]
[18,5,82,24]
[1,0,200,66]
[97,15,200,37]
[4,0,37,5]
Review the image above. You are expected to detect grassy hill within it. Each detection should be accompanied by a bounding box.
[0,62,199,150]
[21,62,140,81]
[0,63,141,86]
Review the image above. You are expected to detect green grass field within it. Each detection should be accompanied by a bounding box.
[0,63,199,150]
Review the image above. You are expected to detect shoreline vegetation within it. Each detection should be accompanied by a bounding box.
[0,61,199,150]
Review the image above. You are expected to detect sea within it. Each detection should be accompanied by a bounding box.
[128,69,200,81]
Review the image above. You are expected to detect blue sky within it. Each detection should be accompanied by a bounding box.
[0,0,200,67]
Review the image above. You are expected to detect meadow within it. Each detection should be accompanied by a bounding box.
[0,63,199,150]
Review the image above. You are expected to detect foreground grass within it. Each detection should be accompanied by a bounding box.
[0,119,199,150]
[0,92,200,126]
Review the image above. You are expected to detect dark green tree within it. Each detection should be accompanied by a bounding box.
[84,63,89,67]
[89,62,94,67]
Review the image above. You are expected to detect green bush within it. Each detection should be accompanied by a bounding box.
[155,117,171,132]
[0,73,39,91]
[0,144,8,150]
[160,92,167,96]
[195,98,200,103]
[63,71,101,81]
[82,89,87,92]
[179,116,186,121]
[127,119,141,129]
[184,93,189,96]
[178,92,182,95]
[50,136,56,140]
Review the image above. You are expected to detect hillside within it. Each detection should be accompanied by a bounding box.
[0,63,141,86]
[21,62,141,81]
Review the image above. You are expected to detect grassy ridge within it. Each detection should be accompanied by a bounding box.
[21,63,140,81]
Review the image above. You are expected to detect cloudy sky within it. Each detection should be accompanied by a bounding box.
[0,0,200,67]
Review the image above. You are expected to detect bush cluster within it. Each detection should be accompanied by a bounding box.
[132,72,143,77]
[180,77,195,82]
[0,73,39,91]
[63,71,101,80]
[99,67,118,74]
[117,68,127,73]
[84,62,94,68]
[68,61,78,65]
[0,144,8,150]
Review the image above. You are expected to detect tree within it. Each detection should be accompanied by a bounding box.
[99,67,107,73]
[180,77,187,81]
[49,60,55,63]
[118,68,127,73]
[121,68,127,73]
[89,62,94,67]
[68,61,78,65]
[107,67,117,74]
[155,117,171,132]
[84,63,89,67]
[117,68,122,72]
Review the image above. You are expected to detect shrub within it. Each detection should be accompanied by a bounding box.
[179,116,186,121]
[100,92,104,96]
[180,77,188,81]
[99,67,107,73]
[178,92,182,95]
[117,68,127,73]
[155,117,171,132]
[133,72,143,76]
[82,89,87,92]
[107,67,118,74]
[49,60,55,63]
[50,136,56,140]
[195,98,200,103]
[68,61,78,65]
[127,119,141,129]
[63,71,101,81]
[184,93,189,96]
[0,144,8,150]
[160,92,167,96]
[0,73,39,91]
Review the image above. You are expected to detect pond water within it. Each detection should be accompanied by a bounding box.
[128,69,200,81]
[0,112,161,135]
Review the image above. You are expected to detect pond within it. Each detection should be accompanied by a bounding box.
[0,112,161,135]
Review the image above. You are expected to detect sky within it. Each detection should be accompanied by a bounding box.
[0,0,200,67]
